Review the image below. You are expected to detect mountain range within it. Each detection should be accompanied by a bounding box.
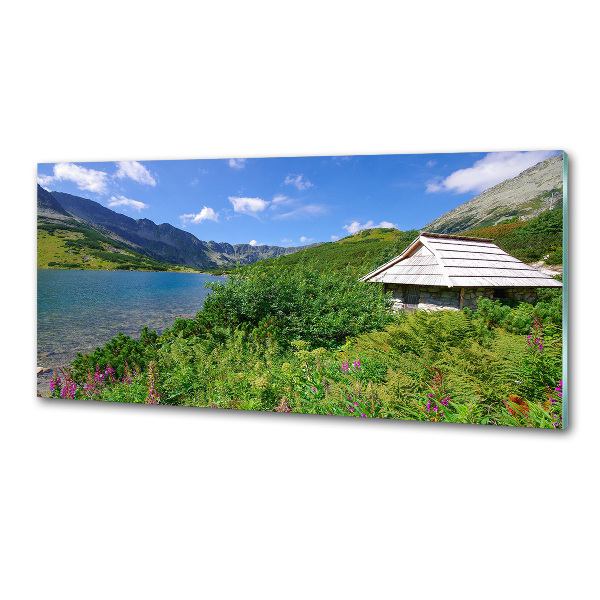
[37,186,321,270]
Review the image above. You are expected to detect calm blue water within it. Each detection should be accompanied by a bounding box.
[37,269,223,392]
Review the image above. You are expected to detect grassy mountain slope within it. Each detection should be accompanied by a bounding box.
[223,205,564,279]
[51,190,320,269]
[215,227,421,277]
[423,153,564,234]
[462,207,564,265]
[37,219,198,271]
[37,186,196,271]
[52,191,218,268]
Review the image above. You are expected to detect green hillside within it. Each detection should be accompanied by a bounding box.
[37,219,198,272]
[462,207,563,265]
[207,227,421,277]
[207,207,563,279]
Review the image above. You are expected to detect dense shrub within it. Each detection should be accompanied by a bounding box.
[198,260,395,349]
[70,327,160,384]
[470,288,562,335]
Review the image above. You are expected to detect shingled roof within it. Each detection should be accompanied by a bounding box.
[360,232,562,288]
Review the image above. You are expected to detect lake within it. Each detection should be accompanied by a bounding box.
[37,269,223,395]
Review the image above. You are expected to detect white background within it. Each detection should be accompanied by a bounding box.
[2,1,597,598]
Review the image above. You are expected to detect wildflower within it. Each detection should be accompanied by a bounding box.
[340,360,350,373]
[105,363,116,384]
[94,364,105,384]
[353,359,361,371]
[60,377,77,399]
[361,413,366,417]
[144,361,161,405]
[50,373,62,394]
[274,397,291,413]
[83,373,96,396]
[348,406,354,413]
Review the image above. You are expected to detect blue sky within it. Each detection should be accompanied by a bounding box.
[38,150,561,247]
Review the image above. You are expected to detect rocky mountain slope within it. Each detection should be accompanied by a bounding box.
[37,185,72,219]
[40,187,319,269]
[423,153,564,234]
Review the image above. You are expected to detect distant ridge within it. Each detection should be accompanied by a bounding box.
[422,153,564,234]
[45,188,320,269]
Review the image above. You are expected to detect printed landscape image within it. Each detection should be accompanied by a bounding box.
[37,151,566,428]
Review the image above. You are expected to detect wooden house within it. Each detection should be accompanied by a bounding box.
[360,232,562,311]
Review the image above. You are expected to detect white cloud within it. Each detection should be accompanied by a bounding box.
[270,194,296,210]
[426,160,437,167]
[180,206,219,225]
[249,240,258,246]
[343,220,397,234]
[281,238,293,244]
[300,236,314,243]
[284,174,314,191]
[330,235,339,241]
[37,174,55,187]
[228,158,247,169]
[425,151,558,195]
[229,196,269,215]
[39,163,110,194]
[115,161,157,186]
[272,204,328,220]
[107,195,149,212]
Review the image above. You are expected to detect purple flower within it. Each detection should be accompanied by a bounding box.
[50,374,62,393]
[60,378,77,399]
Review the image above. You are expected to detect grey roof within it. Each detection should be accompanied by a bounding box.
[360,233,562,288]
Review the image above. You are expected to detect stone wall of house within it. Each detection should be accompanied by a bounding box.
[502,287,539,304]
[383,284,538,312]
[460,287,495,310]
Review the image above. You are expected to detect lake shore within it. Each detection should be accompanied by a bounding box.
[37,269,223,396]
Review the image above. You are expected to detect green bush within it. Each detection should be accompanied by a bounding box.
[70,327,160,384]
[198,260,395,349]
